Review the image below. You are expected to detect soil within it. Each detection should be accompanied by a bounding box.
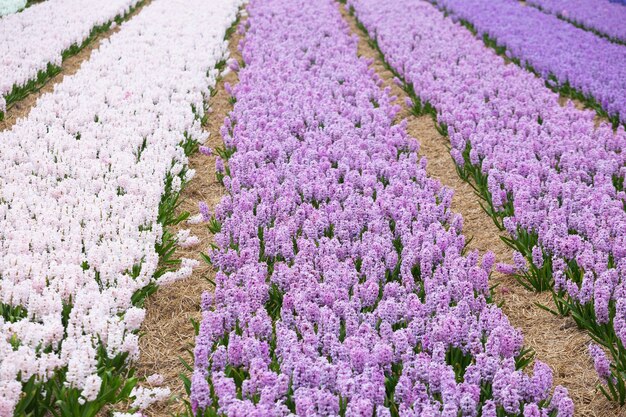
[133,19,245,417]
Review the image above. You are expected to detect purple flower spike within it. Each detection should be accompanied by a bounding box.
[589,344,612,383]
[191,0,572,415]
[199,201,211,222]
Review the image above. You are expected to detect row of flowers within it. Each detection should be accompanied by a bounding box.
[348,0,626,405]
[0,0,26,18]
[0,0,242,415]
[190,0,573,415]
[526,0,626,44]
[430,0,626,127]
[0,0,141,119]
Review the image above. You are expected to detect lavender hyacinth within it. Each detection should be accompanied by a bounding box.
[589,344,612,383]
[348,0,626,404]
[432,0,626,125]
[526,0,626,44]
[191,0,571,415]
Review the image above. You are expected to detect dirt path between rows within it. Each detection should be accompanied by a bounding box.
[338,4,622,416]
[135,17,246,417]
[0,0,152,132]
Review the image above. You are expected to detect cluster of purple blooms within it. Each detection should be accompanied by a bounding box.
[348,0,626,393]
[526,0,626,43]
[432,0,626,124]
[190,0,574,415]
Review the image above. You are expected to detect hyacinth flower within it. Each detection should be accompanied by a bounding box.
[347,0,626,404]
[0,0,243,415]
[526,0,626,44]
[0,0,143,121]
[430,0,626,127]
[190,0,573,415]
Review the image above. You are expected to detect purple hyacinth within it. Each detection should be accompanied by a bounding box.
[589,344,612,382]
[190,0,572,414]
[348,0,626,399]
[434,0,626,123]
[199,145,213,156]
[199,201,211,222]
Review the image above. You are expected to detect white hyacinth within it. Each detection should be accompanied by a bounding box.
[0,0,26,18]
[0,0,141,111]
[176,229,201,248]
[0,0,243,414]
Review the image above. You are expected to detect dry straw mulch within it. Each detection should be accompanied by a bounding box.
[134,18,246,417]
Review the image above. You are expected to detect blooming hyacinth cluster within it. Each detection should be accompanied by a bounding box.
[0,0,140,114]
[432,0,626,124]
[191,0,573,415]
[348,0,626,398]
[0,0,26,17]
[526,0,626,43]
[0,0,242,414]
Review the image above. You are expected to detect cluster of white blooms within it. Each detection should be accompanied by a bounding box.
[156,258,200,286]
[0,0,26,17]
[129,386,171,410]
[0,0,242,414]
[187,213,205,225]
[176,229,200,248]
[0,0,140,111]
[145,373,164,386]
[109,379,169,417]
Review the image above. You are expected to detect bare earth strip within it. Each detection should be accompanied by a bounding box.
[0,0,151,132]
[339,4,623,417]
[135,18,246,417]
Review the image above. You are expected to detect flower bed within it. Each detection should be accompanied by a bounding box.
[433,0,626,126]
[0,0,141,119]
[0,0,241,415]
[348,0,626,404]
[527,0,626,44]
[190,0,573,415]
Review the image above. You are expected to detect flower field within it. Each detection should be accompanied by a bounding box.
[431,0,626,126]
[0,0,143,119]
[526,0,626,43]
[0,0,625,416]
